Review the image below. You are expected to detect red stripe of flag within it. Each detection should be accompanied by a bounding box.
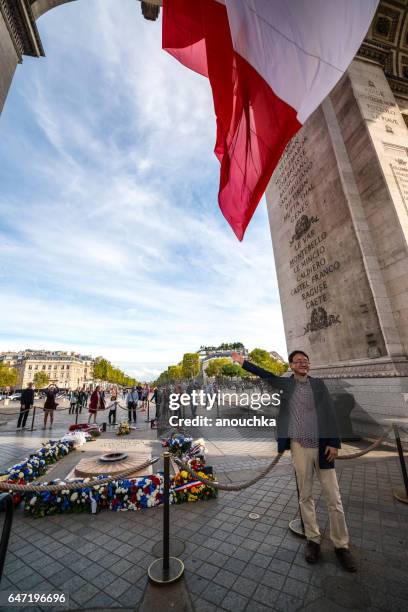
[162,0,301,240]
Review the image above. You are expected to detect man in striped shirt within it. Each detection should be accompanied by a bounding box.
[232,350,356,573]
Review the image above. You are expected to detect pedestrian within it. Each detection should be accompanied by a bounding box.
[69,389,77,415]
[17,382,35,429]
[188,382,198,417]
[108,391,121,426]
[43,384,59,429]
[78,387,87,414]
[136,384,143,408]
[203,381,214,410]
[142,383,149,410]
[88,385,104,424]
[126,387,138,423]
[232,350,357,573]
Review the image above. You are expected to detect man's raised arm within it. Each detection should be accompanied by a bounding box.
[231,352,289,389]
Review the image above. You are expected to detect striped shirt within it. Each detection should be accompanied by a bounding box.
[288,378,319,448]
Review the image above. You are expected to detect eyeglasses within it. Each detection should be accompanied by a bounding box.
[292,360,309,365]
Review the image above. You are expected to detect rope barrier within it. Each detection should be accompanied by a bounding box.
[0,405,73,416]
[174,452,284,491]
[0,457,160,494]
[173,425,396,492]
[0,402,148,417]
[336,425,394,460]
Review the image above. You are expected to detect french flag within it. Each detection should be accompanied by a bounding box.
[163,0,378,240]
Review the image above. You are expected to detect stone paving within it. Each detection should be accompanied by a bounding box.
[0,401,407,611]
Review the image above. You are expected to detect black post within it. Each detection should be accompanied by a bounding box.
[75,410,79,426]
[295,471,305,533]
[0,493,14,581]
[163,451,170,572]
[288,469,306,537]
[393,424,408,500]
[30,406,36,432]
[147,452,184,583]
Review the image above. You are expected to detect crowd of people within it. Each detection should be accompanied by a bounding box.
[13,382,156,430]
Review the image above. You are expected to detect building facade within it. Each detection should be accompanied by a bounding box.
[0,350,94,389]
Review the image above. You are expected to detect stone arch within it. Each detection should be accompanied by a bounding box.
[30,0,162,21]
[30,0,77,21]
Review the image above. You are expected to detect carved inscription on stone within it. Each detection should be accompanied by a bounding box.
[390,158,408,210]
[276,136,313,224]
[358,79,403,126]
[275,135,341,332]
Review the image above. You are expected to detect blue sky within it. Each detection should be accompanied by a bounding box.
[0,0,286,380]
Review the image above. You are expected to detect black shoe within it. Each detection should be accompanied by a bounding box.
[335,548,357,572]
[305,540,320,564]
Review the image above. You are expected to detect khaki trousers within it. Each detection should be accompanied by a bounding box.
[291,441,349,549]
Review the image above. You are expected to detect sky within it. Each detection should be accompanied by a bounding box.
[0,0,287,381]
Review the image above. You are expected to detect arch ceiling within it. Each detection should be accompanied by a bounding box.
[4,0,406,95]
[30,0,161,21]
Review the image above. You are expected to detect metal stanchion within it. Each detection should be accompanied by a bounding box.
[0,493,14,581]
[148,452,184,583]
[393,424,408,504]
[75,410,79,425]
[289,470,306,537]
[30,406,36,432]
[145,401,150,423]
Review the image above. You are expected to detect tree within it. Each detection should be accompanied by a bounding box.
[93,357,136,386]
[221,363,245,377]
[181,353,200,379]
[167,365,183,381]
[0,365,18,388]
[249,348,288,375]
[205,358,231,378]
[93,358,109,381]
[34,371,50,388]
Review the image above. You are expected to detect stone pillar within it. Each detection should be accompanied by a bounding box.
[266,58,408,434]
[331,60,408,358]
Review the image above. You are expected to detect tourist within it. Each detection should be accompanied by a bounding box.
[232,350,357,573]
[78,387,87,414]
[43,384,59,429]
[69,389,77,414]
[187,381,198,417]
[108,386,119,425]
[136,383,143,408]
[17,382,35,429]
[150,387,158,404]
[88,385,105,424]
[108,391,121,426]
[142,383,149,410]
[203,381,214,409]
[126,387,138,423]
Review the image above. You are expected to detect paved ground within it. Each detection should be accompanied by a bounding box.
[0,400,407,611]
